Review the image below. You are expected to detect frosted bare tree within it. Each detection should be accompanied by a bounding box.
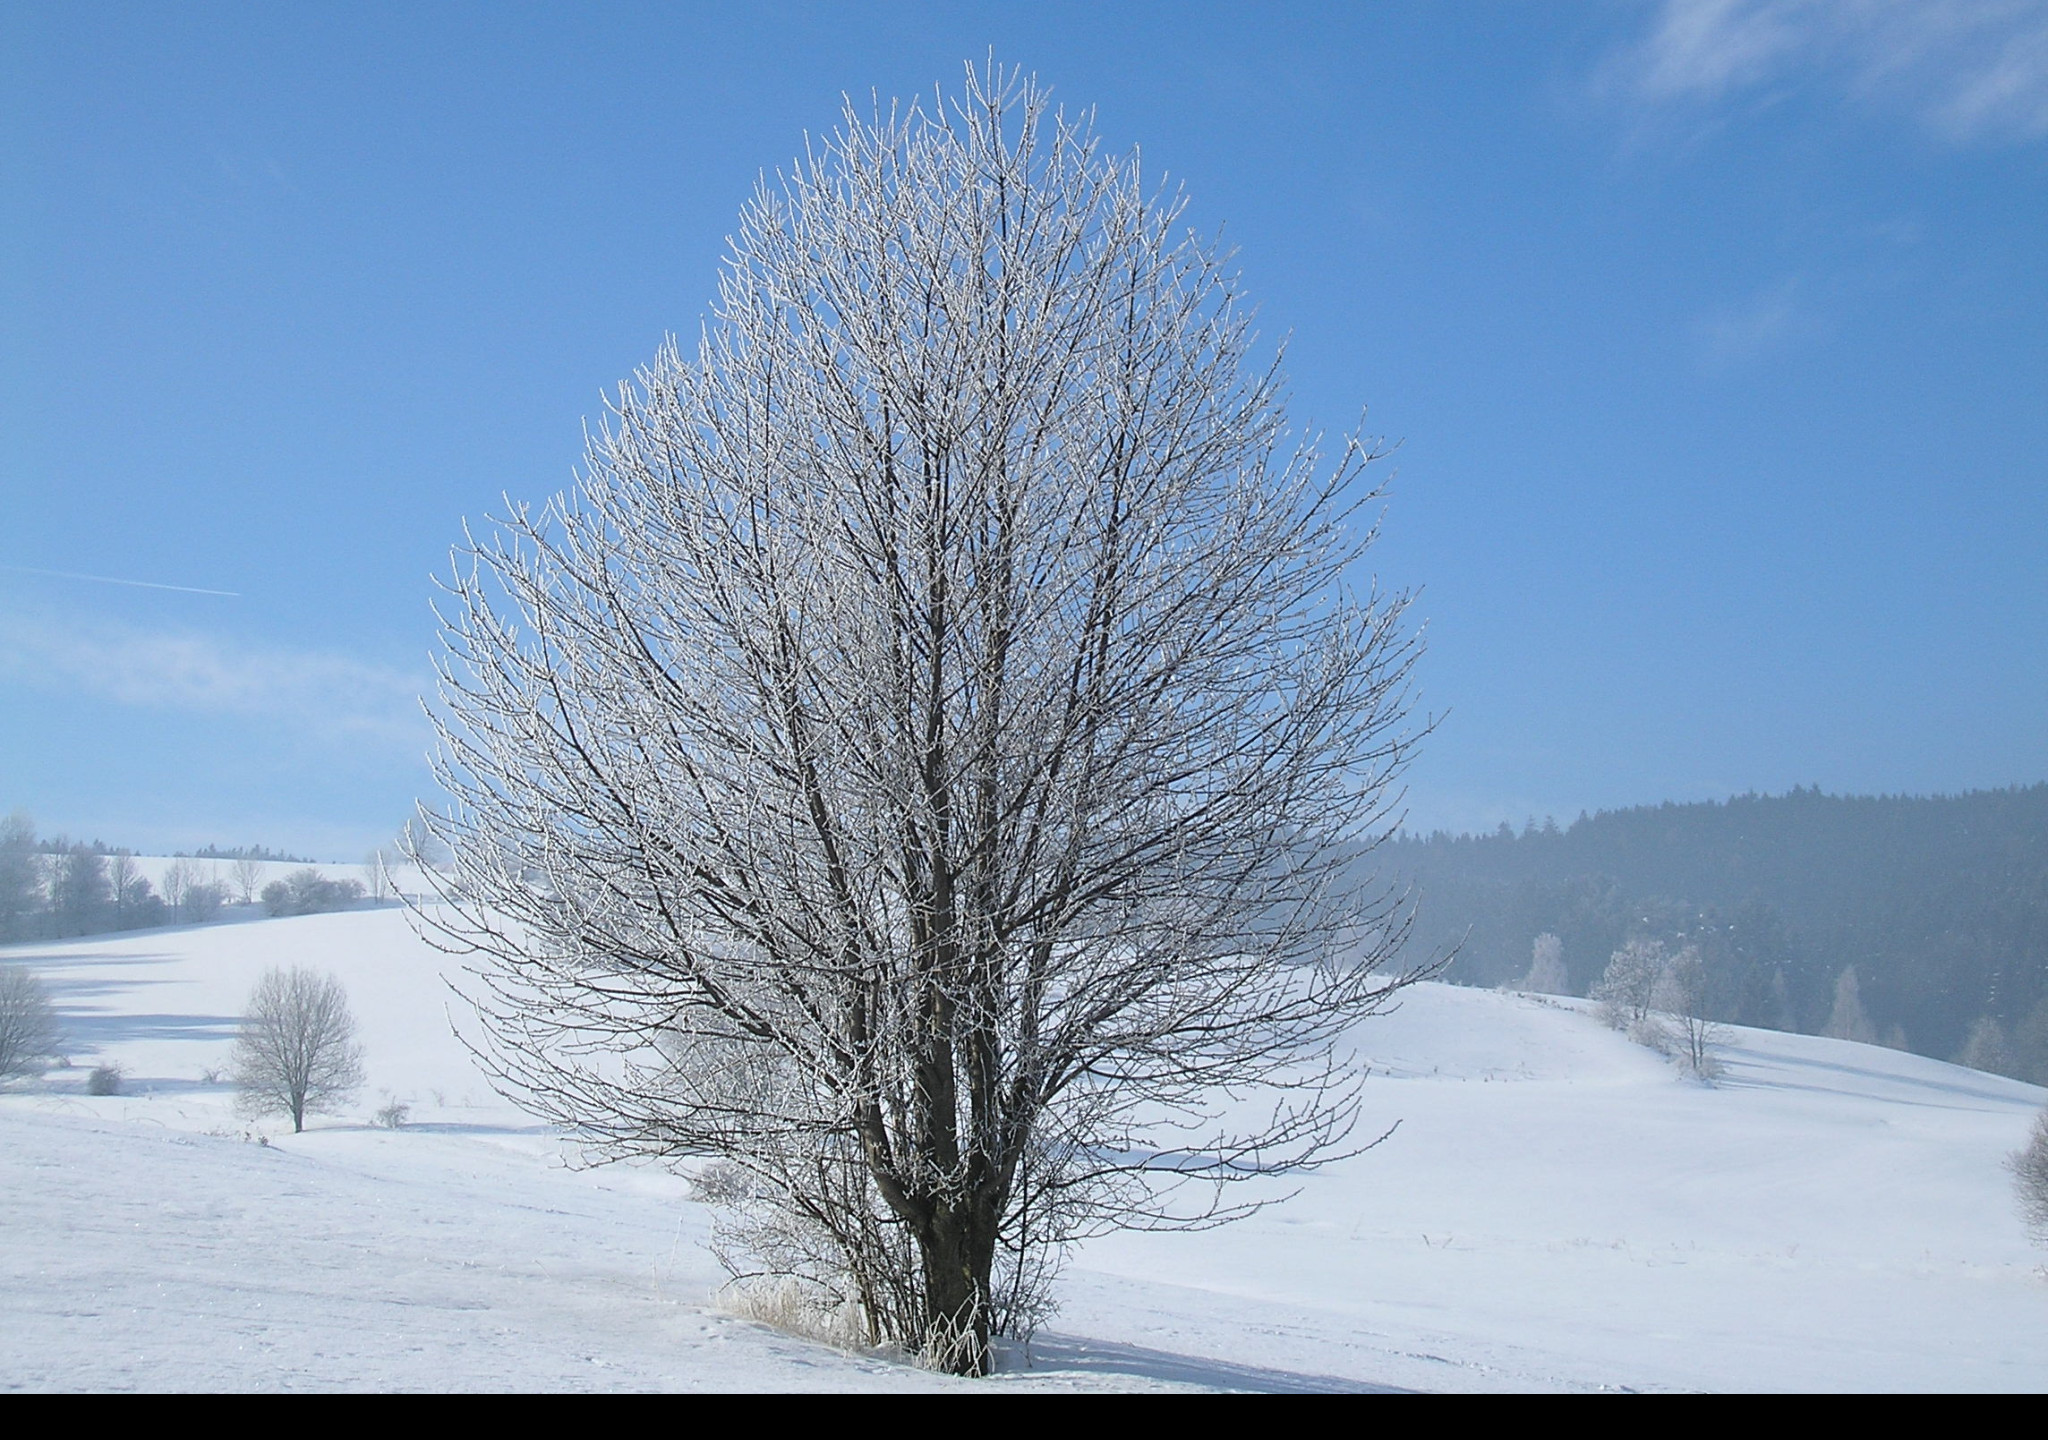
[0,965,59,1079]
[161,858,193,917]
[1655,943,1723,1079]
[107,852,148,925]
[1594,937,1668,1034]
[232,966,365,1132]
[2014,1109,2048,1247]
[230,857,265,906]
[364,849,394,902]
[417,63,1425,1375]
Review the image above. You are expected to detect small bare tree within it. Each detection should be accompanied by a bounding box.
[1655,944,1723,1079]
[230,856,265,905]
[161,858,225,923]
[419,63,1425,1374]
[232,966,365,1132]
[161,858,193,917]
[0,965,59,1079]
[364,849,393,902]
[107,852,140,913]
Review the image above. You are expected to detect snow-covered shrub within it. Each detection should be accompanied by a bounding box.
[261,868,365,918]
[0,964,59,1079]
[1593,939,1667,1030]
[1626,1013,1674,1054]
[86,1062,124,1095]
[2013,1110,2048,1246]
[182,881,227,924]
[374,1097,410,1129]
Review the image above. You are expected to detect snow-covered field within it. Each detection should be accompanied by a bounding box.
[3,905,2043,1391]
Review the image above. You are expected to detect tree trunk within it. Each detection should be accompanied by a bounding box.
[919,1203,995,1376]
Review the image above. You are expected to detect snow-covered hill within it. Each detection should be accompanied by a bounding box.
[2,910,2042,1391]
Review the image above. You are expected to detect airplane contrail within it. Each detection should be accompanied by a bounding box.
[0,563,241,598]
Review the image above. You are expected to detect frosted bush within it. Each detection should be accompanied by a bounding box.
[0,965,59,1079]
[2014,1110,2048,1246]
[1593,939,1667,1030]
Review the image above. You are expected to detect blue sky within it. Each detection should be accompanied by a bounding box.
[3,1,2043,857]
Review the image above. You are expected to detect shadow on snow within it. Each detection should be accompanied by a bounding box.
[1007,1332,1407,1393]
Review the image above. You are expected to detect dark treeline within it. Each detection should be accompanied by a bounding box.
[1381,784,2048,1079]
[178,843,313,863]
[0,828,308,866]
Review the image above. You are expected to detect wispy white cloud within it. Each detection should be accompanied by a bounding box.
[0,562,240,598]
[1695,277,1823,367]
[0,613,426,749]
[1619,0,2048,142]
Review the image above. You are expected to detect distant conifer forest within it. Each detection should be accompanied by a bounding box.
[1381,784,2048,1082]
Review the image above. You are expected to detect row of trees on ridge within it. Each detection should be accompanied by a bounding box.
[0,812,375,942]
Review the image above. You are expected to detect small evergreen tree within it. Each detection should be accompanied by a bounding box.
[1522,933,1568,994]
[2010,998,2048,1087]
[1822,966,1878,1044]
[1958,1016,2014,1076]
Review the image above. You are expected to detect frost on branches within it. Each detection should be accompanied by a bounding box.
[416,63,1425,1375]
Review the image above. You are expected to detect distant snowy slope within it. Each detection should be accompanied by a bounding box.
[2,912,2043,1391]
[1063,984,2047,1390]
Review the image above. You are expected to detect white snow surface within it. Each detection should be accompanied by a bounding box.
[2,906,2043,1391]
